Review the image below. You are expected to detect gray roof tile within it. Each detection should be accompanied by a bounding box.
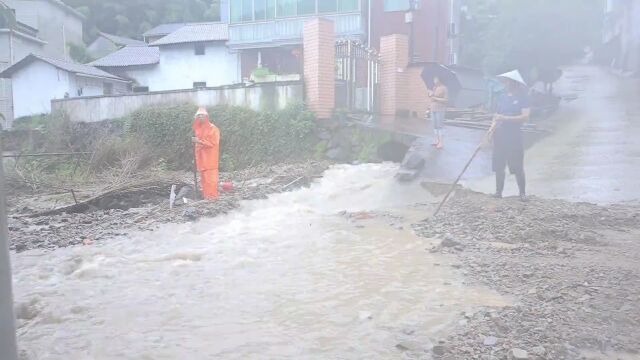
[89,46,159,67]
[100,32,147,47]
[0,54,126,81]
[143,23,187,37]
[150,23,228,46]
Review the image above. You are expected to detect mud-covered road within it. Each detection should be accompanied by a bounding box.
[467,66,640,205]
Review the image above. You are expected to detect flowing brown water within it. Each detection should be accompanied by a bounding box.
[13,164,507,359]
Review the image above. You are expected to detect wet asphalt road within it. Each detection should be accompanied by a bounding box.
[417,66,640,205]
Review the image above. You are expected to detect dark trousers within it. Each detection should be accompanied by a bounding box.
[493,129,526,196]
[495,168,526,196]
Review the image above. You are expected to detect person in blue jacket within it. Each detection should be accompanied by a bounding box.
[492,70,531,202]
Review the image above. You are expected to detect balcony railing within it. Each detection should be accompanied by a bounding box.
[228,12,364,48]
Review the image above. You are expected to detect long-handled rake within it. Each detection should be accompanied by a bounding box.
[430,124,496,218]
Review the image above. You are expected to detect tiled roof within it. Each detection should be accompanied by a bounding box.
[100,32,147,47]
[0,54,126,81]
[143,23,187,37]
[89,46,159,67]
[149,23,228,46]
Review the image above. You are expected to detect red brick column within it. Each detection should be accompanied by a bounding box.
[406,65,431,118]
[379,34,409,116]
[303,18,335,119]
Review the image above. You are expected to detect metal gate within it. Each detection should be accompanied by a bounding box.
[335,40,380,113]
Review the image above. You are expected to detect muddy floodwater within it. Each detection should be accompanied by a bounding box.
[13,164,506,359]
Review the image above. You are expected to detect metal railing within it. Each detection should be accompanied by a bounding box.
[335,40,380,113]
[228,12,364,48]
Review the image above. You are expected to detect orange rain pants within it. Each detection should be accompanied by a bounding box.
[193,108,220,199]
[200,169,219,199]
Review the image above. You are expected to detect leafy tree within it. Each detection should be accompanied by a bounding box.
[67,42,94,63]
[459,0,605,79]
[63,0,222,42]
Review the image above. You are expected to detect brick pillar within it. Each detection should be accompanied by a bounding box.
[303,18,335,119]
[379,34,409,117]
[406,65,431,118]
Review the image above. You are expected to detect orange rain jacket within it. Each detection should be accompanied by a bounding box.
[193,108,220,198]
[192,108,220,171]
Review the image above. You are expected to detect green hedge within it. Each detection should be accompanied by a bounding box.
[125,103,317,171]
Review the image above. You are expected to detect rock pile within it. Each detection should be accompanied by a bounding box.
[414,190,640,359]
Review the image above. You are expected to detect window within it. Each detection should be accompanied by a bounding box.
[319,0,337,13]
[277,0,296,17]
[231,0,242,22]
[297,0,315,15]
[267,0,276,18]
[103,82,113,95]
[320,0,359,13]
[337,0,358,12]
[231,0,359,22]
[384,0,411,12]
[242,0,253,20]
[254,0,266,20]
[195,43,205,55]
[133,86,149,93]
[193,82,207,88]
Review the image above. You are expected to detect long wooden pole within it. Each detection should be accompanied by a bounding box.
[2,152,92,158]
[193,145,200,200]
[432,125,496,218]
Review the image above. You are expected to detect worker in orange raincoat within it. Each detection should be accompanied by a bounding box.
[192,107,220,199]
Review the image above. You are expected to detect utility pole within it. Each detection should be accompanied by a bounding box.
[434,0,441,62]
[0,137,18,360]
[407,0,418,62]
[449,0,456,65]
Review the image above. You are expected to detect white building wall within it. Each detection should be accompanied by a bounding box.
[69,74,129,97]
[0,78,12,128]
[11,60,71,118]
[0,34,13,127]
[10,60,128,118]
[52,81,303,123]
[62,9,84,48]
[0,32,45,127]
[114,80,129,94]
[3,0,38,29]
[0,34,9,68]
[150,42,240,91]
[6,33,46,64]
[6,0,84,60]
[120,65,161,89]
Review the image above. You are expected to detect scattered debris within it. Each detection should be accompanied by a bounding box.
[22,173,188,217]
[511,348,529,359]
[483,336,497,346]
[8,161,330,252]
[181,207,198,221]
[445,108,550,134]
[413,189,640,359]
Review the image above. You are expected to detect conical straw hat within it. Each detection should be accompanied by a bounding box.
[497,70,527,86]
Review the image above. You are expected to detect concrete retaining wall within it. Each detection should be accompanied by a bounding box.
[52,81,303,123]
